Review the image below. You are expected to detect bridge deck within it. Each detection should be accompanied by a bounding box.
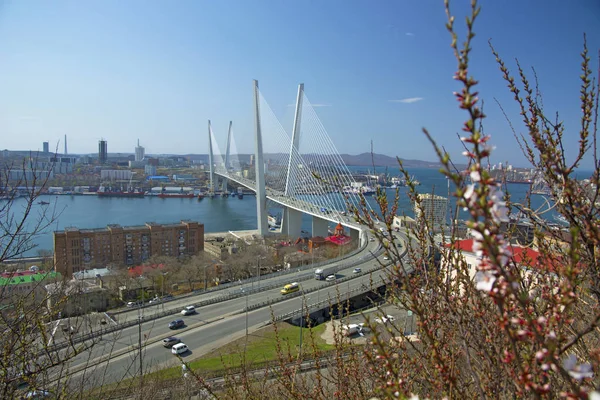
[214,169,362,230]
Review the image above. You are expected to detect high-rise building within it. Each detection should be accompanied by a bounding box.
[53,220,205,277]
[64,135,68,155]
[98,139,108,164]
[413,194,449,232]
[134,139,145,162]
[43,141,49,153]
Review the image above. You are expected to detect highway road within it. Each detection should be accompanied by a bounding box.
[48,230,409,390]
[107,233,383,324]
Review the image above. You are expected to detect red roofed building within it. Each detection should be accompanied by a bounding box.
[127,264,165,277]
[443,239,559,288]
[445,239,541,267]
[324,223,352,246]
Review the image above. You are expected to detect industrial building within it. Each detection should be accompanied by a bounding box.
[53,220,204,277]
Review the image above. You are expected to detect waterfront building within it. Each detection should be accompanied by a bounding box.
[100,169,133,181]
[53,220,205,277]
[99,139,108,164]
[412,194,448,232]
[8,169,53,182]
[134,139,145,162]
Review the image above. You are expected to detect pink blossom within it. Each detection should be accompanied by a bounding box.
[470,170,481,182]
[476,271,496,292]
[562,354,594,380]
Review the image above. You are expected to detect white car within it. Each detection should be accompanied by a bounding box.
[325,275,336,282]
[171,343,189,355]
[375,315,396,324]
[383,256,390,261]
[353,268,362,274]
[181,306,196,316]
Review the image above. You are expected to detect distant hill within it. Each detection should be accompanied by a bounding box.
[180,152,448,168]
[339,153,445,168]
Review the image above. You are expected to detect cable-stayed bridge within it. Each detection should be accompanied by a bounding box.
[208,81,371,245]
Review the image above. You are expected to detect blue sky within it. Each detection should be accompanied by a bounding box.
[0,1,598,169]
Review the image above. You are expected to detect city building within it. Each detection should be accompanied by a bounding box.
[144,165,157,176]
[98,139,108,164]
[45,279,110,317]
[0,270,61,304]
[53,220,204,277]
[8,169,53,182]
[146,175,169,182]
[412,194,449,232]
[442,239,553,294]
[46,156,77,174]
[100,169,133,181]
[129,160,145,168]
[43,141,49,153]
[134,139,145,162]
[393,215,417,231]
[147,158,159,167]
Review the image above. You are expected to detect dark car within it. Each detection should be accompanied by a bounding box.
[168,319,185,329]
[162,337,181,348]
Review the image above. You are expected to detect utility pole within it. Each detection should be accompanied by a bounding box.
[138,276,144,391]
[243,288,249,353]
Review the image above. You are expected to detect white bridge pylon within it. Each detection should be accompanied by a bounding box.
[210,80,370,244]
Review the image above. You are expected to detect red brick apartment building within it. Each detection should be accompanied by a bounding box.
[54,220,204,277]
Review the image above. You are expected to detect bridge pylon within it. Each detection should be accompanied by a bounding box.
[281,83,304,239]
[221,121,233,193]
[253,80,269,235]
[208,120,215,193]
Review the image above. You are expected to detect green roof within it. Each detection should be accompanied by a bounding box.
[0,272,61,286]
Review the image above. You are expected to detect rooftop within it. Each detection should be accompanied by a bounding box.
[0,271,61,286]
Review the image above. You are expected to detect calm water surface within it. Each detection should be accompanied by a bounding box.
[14,167,556,255]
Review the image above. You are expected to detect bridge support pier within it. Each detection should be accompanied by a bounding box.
[350,228,360,243]
[312,216,328,238]
[281,207,302,238]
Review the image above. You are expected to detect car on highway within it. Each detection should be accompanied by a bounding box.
[126,301,138,307]
[325,275,336,282]
[375,315,396,324]
[24,390,52,399]
[281,282,300,295]
[353,268,362,274]
[163,337,181,348]
[168,319,185,329]
[181,306,196,316]
[383,256,390,261]
[171,343,189,355]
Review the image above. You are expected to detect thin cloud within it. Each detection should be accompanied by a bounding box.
[389,97,423,104]
[405,32,415,36]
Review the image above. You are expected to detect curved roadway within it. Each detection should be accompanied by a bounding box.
[47,230,409,390]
